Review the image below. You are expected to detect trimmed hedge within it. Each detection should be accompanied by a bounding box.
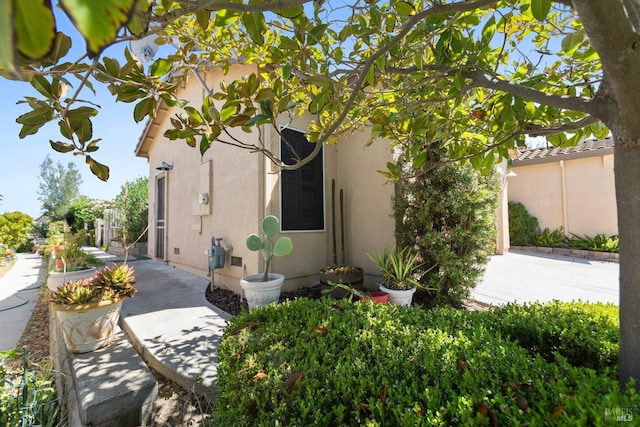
[212,299,634,426]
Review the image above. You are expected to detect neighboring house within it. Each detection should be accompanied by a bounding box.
[134,63,395,293]
[507,137,617,237]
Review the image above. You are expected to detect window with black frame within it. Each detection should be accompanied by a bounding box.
[280,127,325,231]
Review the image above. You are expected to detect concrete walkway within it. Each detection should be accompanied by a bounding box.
[0,253,46,351]
[119,260,231,399]
[472,250,619,306]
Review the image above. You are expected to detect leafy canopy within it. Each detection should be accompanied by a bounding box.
[1,0,605,179]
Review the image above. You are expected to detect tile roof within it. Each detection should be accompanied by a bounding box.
[514,137,614,164]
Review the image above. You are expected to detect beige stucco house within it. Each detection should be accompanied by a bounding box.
[507,138,617,237]
[134,63,395,293]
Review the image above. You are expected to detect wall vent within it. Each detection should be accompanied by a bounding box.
[231,256,242,267]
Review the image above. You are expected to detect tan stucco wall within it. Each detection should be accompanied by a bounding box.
[508,154,617,237]
[140,64,396,292]
[336,129,395,285]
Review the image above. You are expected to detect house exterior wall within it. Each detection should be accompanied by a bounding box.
[336,128,395,284]
[508,154,617,237]
[138,64,395,292]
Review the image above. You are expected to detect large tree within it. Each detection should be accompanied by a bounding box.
[2,0,639,389]
[37,155,82,219]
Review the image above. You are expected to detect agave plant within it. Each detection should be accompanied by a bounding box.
[367,247,434,290]
[50,278,100,305]
[50,263,137,305]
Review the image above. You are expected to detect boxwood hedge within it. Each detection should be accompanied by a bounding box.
[212,299,636,426]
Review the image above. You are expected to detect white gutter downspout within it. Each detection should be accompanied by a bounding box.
[560,160,569,233]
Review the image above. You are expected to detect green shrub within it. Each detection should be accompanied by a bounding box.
[570,233,619,253]
[212,299,635,426]
[534,226,568,247]
[508,201,539,246]
[395,159,501,306]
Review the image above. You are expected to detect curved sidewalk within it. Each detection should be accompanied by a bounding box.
[119,260,231,400]
[0,253,45,351]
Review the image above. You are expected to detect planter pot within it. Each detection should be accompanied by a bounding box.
[319,267,364,299]
[47,267,97,292]
[379,284,416,307]
[51,298,123,353]
[240,273,285,309]
[358,291,389,304]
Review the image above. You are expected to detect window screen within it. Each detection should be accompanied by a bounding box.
[280,128,325,231]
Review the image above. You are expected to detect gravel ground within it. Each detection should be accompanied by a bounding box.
[204,283,491,316]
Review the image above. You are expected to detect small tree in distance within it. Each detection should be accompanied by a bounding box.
[37,155,82,220]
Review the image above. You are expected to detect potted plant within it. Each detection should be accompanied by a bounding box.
[50,263,136,353]
[240,215,293,309]
[320,179,364,298]
[47,244,103,291]
[322,281,388,304]
[368,247,433,306]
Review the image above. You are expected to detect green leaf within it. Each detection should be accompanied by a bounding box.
[14,0,57,60]
[214,9,240,26]
[279,36,300,50]
[150,58,172,77]
[59,0,136,57]
[39,32,73,67]
[49,140,76,153]
[116,85,146,102]
[86,155,110,181]
[392,1,414,16]
[561,32,584,55]
[185,106,205,125]
[71,117,93,143]
[200,134,211,156]
[220,106,236,122]
[245,114,271,127]
[307,24,328,45]
[0,0,17,77]
[196,10,211,30]
[133,97,155,122]
[242,12,266,45]
[66,106,98,119]
[126,0,151,36]
[19,122,46,138]
[275,6,303,18]
[30,75,54,99]
[530,0,551,22]
[16,106,54,125]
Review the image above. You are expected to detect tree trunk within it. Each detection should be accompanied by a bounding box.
[614,137,640,390]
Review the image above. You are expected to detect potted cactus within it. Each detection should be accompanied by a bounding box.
[50,263,136,353]
[240,215,293,309]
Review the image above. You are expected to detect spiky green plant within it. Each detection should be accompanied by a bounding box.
[50,263,136,305]
[246,216,293,282]
[367,247,434,290]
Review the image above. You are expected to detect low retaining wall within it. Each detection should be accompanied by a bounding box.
[108,241,148,256]
[50,309,157,426]
[510,246,619,263]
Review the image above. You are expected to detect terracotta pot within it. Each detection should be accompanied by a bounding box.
[51,298,123,353]
[358,291,389,304]
[379,284,416,307]
[240,273,285,309]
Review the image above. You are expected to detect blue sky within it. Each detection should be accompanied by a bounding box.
[0,10,149,219]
